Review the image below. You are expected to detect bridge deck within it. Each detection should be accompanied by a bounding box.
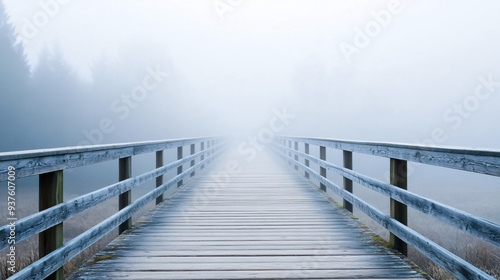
[69,151,425,279]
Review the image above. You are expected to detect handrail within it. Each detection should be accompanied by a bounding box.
[273,136,500,280]
[9,148,224,280]
[0,137,219,181]
[285,136,500,176]
[0,145,220,251]
[279,144,500,247]
[2,136,224,280]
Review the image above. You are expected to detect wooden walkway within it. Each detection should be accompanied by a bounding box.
[69,151,426,280]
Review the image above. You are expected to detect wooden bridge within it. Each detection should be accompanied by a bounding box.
[1,136,499,280]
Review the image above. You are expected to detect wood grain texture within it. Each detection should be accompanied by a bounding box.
[0,137,219,181]
[277,136,500,176]
[38,170,64,280]
[69,151,425,280]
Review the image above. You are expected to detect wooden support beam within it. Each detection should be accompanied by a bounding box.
[294,141,299,171]
[190,144,196,177]
[118,157,132,234]
[39,170,63,280]
[304,143,310,179]
[177,146,183,187]
[155,151,163,205]
[200,142,205,169]
[343,151,353,212]
[390,158,408,256]
[320,146,326,192]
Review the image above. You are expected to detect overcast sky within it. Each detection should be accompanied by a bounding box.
[2,0,500,149]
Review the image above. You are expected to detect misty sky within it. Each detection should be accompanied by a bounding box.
[1,0,500,150]
[1,2,500,273]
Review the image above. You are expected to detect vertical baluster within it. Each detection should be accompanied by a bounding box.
[156,151,164,205]
[320,146,326,192]
[294,141,299,170]
[343,151,353,212]
[177,146,183,187]
[304,143,310,178]
[118,157,132,234]
[207,141,211,164]
[39,170,63,280]
[390,158,408,256]
[190,144,196,177]
[201,141,205,169]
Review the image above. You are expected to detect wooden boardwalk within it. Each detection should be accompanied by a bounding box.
[69,151,426,280]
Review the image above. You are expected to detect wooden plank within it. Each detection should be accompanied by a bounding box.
[277,136,500,176]
[81,255,405,264]
[70,270,423,280]
[86,261,413,271]
[0,137,220,181]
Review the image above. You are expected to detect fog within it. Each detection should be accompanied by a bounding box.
[1,0,499,152]
[1,1,500,277]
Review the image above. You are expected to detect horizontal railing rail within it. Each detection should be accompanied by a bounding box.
[273,136,500,280]
[287,136,500,176]
[1,136,224,280]
[0,137,216,181]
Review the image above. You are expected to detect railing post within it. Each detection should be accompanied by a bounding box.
[177,146,183,187]
[118,157,132,234]
[39,170,63,280]
[288,140,292,165]
[200,142,205,169]
[390,158,408,256]
[156,151,163,205]
[343,151,353,212]
[190,144,195,177]
[320,146,326,192]
[294,141,299,170]
[207,141,211,164]
[304,143,310,179]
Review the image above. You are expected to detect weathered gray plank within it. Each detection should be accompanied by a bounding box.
[70,270,422,280]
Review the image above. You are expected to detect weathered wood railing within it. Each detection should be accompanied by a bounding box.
[0,136,223,280]
[273,136,500,280]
